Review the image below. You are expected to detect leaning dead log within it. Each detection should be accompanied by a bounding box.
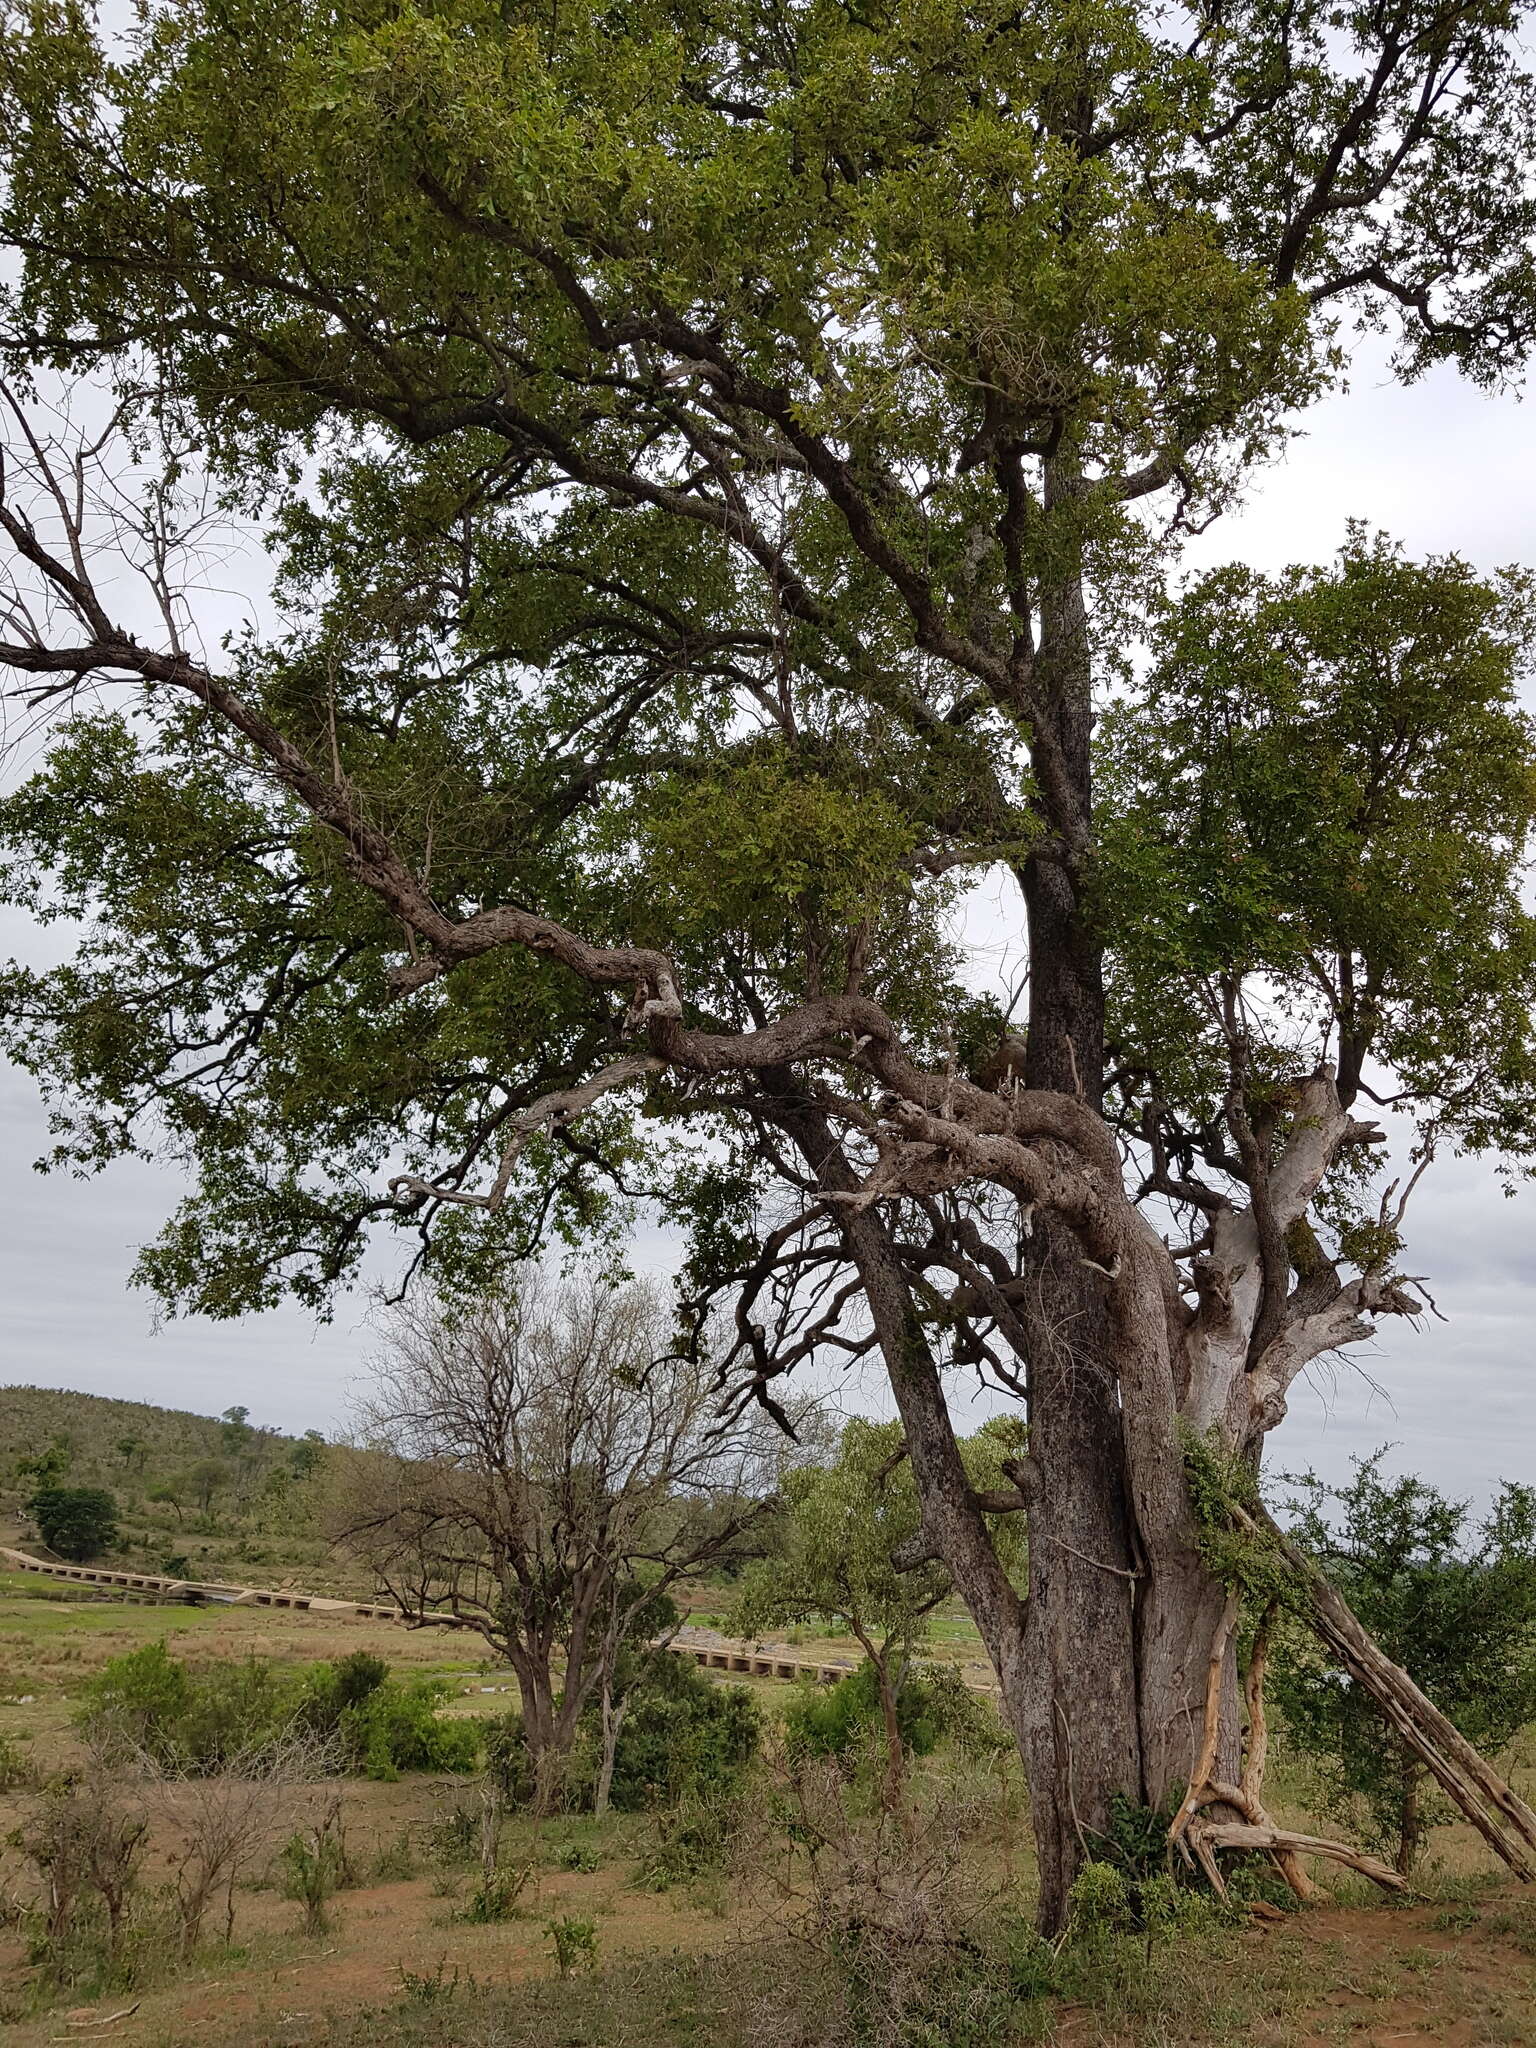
[1237,1501,1536,1885]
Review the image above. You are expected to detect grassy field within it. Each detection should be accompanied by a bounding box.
[2,1566,1535,2046]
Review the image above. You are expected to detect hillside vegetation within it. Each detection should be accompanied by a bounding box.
[0,1384,348,1590]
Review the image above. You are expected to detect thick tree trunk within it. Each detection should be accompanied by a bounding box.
[1009,531,1162,1924]
[1015,1225,1143,1925]
[872,1653,907,1817]
[510,1659,575,1818]
[1397,1749,1422,1878]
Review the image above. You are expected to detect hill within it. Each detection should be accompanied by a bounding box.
[0,1383,352,1590]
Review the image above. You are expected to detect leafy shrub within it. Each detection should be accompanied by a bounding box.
[635,1788,743,1891]
[0,1732,33,1790]
[591,1654,760,1812]
[461,1864,532,1922]
[1067,1859,1132,1935]
[783,1660,949,1765]
[493,1654,763,1816]
[80,1643,292,1772]
[397,1957,475,2004]
[80,1642,479,1779]
[545,1914,599,1977]
[28,1485,119,1561]
[342,1676,481,1781]
[297,1649,389,1737]
[280,1807,350,1935]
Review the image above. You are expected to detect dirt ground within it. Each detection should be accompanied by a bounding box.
[1,1781,746,2048]
[5,1566,1536,2046]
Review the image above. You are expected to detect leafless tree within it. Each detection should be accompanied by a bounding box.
[336,1268,791,1813]
[131,1726,341,1956]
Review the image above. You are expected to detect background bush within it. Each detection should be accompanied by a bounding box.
[79,1642,479,1779]
[28,1485,120,1561]
[782,1659,999,1768]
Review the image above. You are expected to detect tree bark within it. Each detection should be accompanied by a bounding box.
[594,1683,627,1821]
[1397,1748,1422,1878]
[1014,1224,1143,1924]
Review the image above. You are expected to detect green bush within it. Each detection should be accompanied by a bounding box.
[489,1654,763,1816]
[634,1789,742,1891]
[28,1485,119,1561]
[545,1914,599,1977]
[461,1864,532,1922]
[343,1676,481,1781]
[281,1817,348,1935]
[79,1642,480,1779]
[782,1660,949,1765]
[586,1654,760,1813]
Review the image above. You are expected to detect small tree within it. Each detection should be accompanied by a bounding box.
[336,1268,788,1813]
[188,1458,230,1516]
[16,1438,71,1489]
[1272,1455,1536,1875]
[29,1485,118,1561]
[219,1406,252,1456]
[730,1417,1024,1813]
[114,1436,144,1472]
[290,1431,327,1481]
[146,1479,184,1525]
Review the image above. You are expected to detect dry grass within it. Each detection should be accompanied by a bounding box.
[1,1575,1534,2047]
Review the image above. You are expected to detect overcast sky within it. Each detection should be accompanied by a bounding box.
[1,339,1533,1504]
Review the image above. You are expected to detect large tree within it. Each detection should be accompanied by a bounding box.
[4,0,1536,1926]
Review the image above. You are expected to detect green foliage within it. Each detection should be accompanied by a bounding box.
[579,1654,760,1814]
[545,1915,599,1978]
[628,745,922,969]
[0,1732,33,1791]
[493,1653,761,1817]
[556,1839,601,1873]
[730,1418,1024,1676]
[290,1430,328,1480]
[1176,1422,1291,1607]
[1068,1859,1134,1935]
[7,0,1531,1317]
[783,1660,942,1766]
[462,1865,532,1923]
[15,1436,72,1488]
[79,1641,478,1779]
[1102,531,1536,1178]
[1271,1454,1536,1873]
[27,1484,119,1561]
[281,1812,350,1936]
[635,1788,745,1892]
[341,1675,481,1781]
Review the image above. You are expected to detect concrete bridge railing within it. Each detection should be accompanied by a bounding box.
[0,1547,880,1689]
